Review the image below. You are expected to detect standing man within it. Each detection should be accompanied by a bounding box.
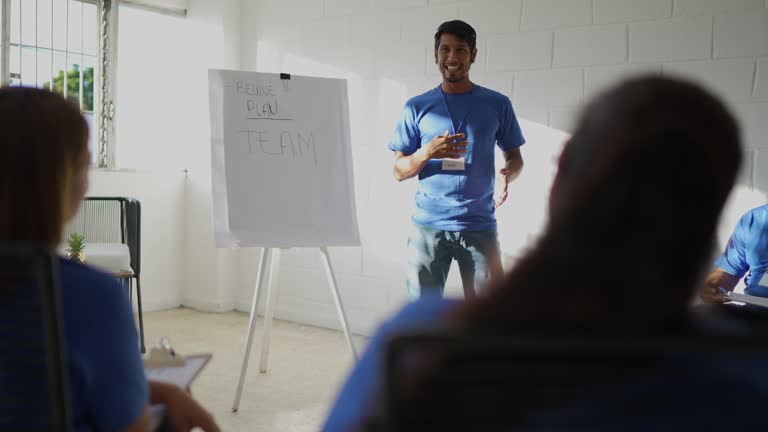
[389,20,525,299]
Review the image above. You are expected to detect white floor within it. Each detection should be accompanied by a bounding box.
[142,308,368,432]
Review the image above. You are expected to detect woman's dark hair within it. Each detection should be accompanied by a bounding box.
[434,20,477,52]
[461,76,742,330]
[0,87,89,246]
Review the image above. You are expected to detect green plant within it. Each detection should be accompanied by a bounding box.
[66,232,86,264]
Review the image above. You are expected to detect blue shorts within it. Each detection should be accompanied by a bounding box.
[406,223,503,299]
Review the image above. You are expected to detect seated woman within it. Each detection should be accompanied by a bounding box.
[0,87,219,432]
[322,76,760,431]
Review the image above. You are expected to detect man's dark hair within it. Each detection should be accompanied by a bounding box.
[434,20,477,52]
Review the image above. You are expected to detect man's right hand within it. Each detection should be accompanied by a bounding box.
[700,280,726,303]
[424,131,469,159]
[699,268,739,303]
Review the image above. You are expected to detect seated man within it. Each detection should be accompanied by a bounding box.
[700,204,768,318]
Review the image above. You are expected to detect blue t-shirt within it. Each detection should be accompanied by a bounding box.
[322,298,459,432]
[389,84,525,231]
[59,258,149,431]
[322,298,768,432]
[715,205,768,297]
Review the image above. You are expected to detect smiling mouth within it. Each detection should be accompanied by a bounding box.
[445,65,460,72]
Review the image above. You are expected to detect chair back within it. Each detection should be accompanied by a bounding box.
[380,327,768,431]
[64,197,141,276]
[0,245,72,431]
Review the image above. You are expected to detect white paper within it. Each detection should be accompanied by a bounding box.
[145,354,210,390]
[725,291,768,308]
[758,272,768,287]
[208,70,360,248]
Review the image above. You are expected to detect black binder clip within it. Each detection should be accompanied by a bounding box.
[280,73,291,90]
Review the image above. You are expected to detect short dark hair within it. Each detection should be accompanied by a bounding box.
[434,20,477,52]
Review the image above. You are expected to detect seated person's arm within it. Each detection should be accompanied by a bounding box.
[120,409,151,432]
[702,210,752,302]
[700,268,740,302]
[120,382,219,432]
[148,381,220,432]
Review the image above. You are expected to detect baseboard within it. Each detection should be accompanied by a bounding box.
[234,299,259,313]
[140,297,182,312]
[180,297,235,312]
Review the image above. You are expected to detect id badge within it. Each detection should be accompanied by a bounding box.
[442,157,466,171]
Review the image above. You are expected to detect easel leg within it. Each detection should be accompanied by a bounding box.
[258,248,281,373]
[232,247,269,413]
[319,247,359,361]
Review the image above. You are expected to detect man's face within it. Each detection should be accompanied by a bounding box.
[435,33,476,83]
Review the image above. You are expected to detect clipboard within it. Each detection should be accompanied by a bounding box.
[144,353,212,391]
[724,291,768,309]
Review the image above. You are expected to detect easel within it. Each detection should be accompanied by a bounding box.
[231,246,359,412]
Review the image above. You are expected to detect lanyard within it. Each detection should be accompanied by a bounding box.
[438,84,472,136]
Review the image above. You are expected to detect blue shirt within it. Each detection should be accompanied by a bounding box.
[389,84,525,231]
[322,298,768,432]
[59,258,149,431]
[322,298,459,432]
[715,205,768,297]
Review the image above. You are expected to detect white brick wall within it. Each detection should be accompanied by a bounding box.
[458,0,522,35]
[520,0,592,30]
[585,63,662,95]
[594,0,672,23]
[401,5,461,42]
[662,58,757,104]
[756,58,768,99]
[629,16,712,63]
[674,0,764,17]
[553,24,627,67]
[514,68,584,108]
[225,0,768,335]
[324,0,372,17]
[486,31,552,71]
[757,149,768,192]
[714,10,768,58]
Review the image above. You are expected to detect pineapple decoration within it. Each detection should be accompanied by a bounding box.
[66,232,86,264]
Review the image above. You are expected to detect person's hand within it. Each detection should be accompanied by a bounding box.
[699,281,726,303]
[699,269,739,303]
[494,165,512,208]
[154,382,220,432]
[424,131,468,159]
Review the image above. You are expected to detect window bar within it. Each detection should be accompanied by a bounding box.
[97,0,113,168]
[63,0,68,99]
[0,0,10,87]
[49,0,53,91]
[17,0,21,85]
[79,0,83,110]
[34,0,38,87]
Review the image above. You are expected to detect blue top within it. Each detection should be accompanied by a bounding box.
[322,297,768,432]
[322,298,458,432]
[715,205,768,297]
[388,84,525,231]
[59,258,149,431]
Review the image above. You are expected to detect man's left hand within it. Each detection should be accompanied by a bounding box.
[495,167,511,208]
[495,149,524,208]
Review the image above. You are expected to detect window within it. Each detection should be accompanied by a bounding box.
[1,1,186,168]
[0,0,116,168]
